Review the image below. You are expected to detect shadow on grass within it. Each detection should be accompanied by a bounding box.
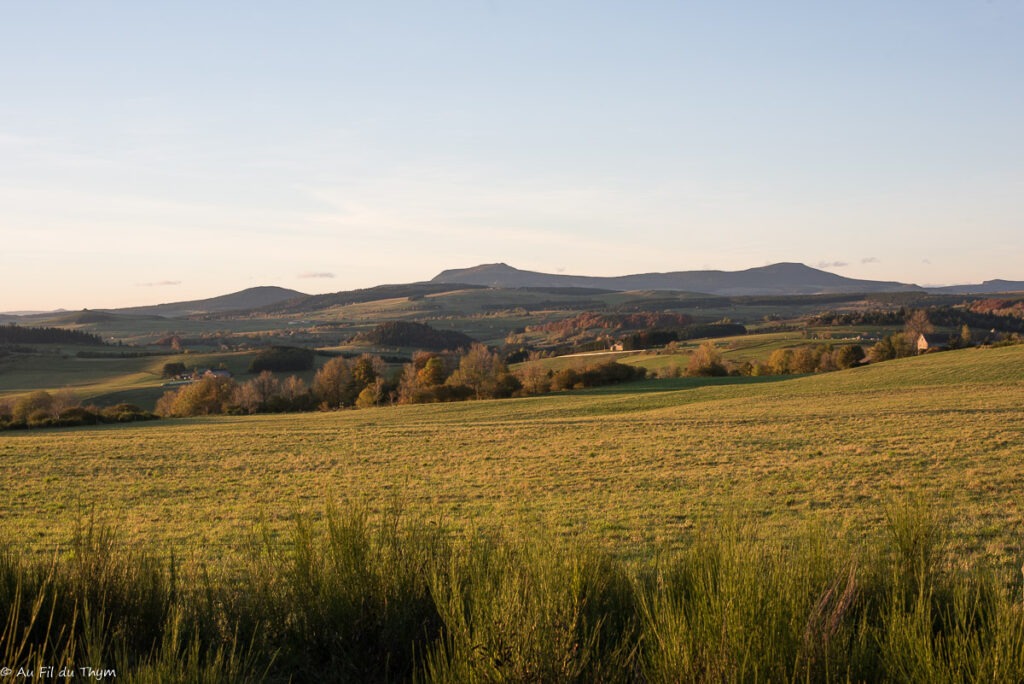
[89,386,165,409]
[571,374,800,395]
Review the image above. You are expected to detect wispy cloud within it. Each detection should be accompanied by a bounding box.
[816,261,849,269]
[861,256,879,264]
[137,280,181,287]
[298,272,335,279]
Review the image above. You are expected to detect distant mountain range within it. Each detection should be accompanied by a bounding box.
[0,309,68,317]
[432,262,922,295]
[99,286,307,318]
[924,280,1024,295]
[4,264,1022,322]
[258,283,486,315]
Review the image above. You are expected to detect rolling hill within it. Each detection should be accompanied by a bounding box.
[102,286,307,318]
[926,279,1024,294]
[8,264,1024,322]
[431,262,923,295]
[259,282,487,314]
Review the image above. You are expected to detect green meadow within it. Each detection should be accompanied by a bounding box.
[3,344,1024,681]
[2,344,1021,569]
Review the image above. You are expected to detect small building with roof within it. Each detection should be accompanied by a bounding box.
[916,333,950,353]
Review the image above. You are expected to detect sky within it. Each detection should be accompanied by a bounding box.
[1,1,1022,311]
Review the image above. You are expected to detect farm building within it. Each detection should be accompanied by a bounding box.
[197,368,233,379]
[916,333,950,353]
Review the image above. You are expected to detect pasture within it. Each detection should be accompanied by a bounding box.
[0,349,257,407]
[521,329,871,374]
[2,344,1024,681]
[2,344,1021,570]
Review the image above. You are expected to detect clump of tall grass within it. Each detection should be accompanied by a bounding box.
[0,522,261,683]
[228,504,449,682]
[636,520,880,682]
[876,500,1024,681]
[637,505,1024,682]
[2,501,1024,682]
[424,534,639,682]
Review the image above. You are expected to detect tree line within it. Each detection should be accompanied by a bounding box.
[527,312,694,338]
[967,298,1024,317]
[0,343,654,429]
[0,323,105,346]
[353,321,476,351]
[0,391,155,430]
[154,344,650,418]
[811,305,1024,335]
[649,340,868,379]
[620,322,747,350]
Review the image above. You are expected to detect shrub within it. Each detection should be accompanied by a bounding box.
[836,344,866,369]
[26,409,54,428]
[99,403,156,423]
[430,384,476,403]
[161,362,188,378]
[355,379,386,409]
[12,391,54,423]
[515,356,553,395]
[248,346,315,373]
[869,333,917,362]
[0,396,13,423]
[155,377,237,417]
[686,341,728,376]
[313,357,355,408]
[548,361,646,391]
[656,364,682,379]
[446,344,519,400]
[578,360,646,386]
[398,353,467,404]
[56,406,100,426]
[767,348,794,374]
[232,371,282,414]
[552,367,582,391]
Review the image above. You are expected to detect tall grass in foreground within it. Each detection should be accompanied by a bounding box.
[2,503,1023,682]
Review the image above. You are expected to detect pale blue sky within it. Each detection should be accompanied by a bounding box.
[2,2,1021,310]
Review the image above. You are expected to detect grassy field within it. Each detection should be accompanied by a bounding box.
[0,349,349,408]
[0,328,863,420]
[1,345,1022,573]
[6,498,1022,682]
[2,344,1023,681]
[16,287,914,350]
[0,330,808,408]
[0,350,246,406]
[519,330,872,374]
[21,311,310,346]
